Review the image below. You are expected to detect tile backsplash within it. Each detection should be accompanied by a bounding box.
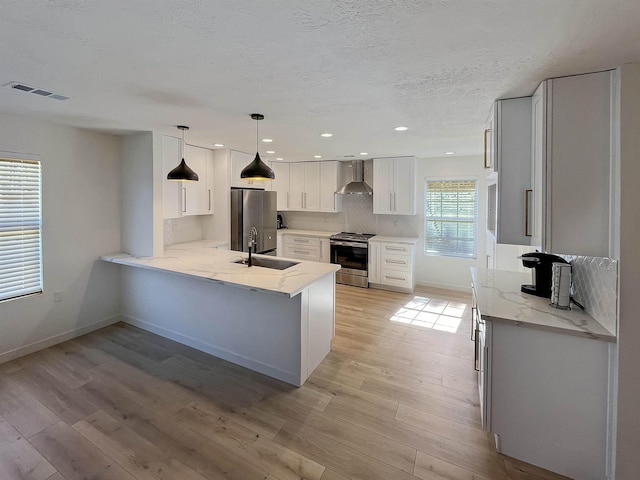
[560,254,618,336]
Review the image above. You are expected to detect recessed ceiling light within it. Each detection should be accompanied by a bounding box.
[320,133,333,138]
[314,155,322,159]
[262,138,273,143]
[276,157,283,161]
[213,143,224,147]
[394,126,408,131]
[266,150,275,154]
[359,152,368,156]
[445,151,456,155]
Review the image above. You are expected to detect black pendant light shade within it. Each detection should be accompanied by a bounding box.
[167,125,199,182]
[241,114,275,181]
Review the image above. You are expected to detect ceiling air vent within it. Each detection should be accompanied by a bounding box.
[3,81,70,101]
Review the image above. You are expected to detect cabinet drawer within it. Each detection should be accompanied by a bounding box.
[284,244,320,261]
[380,253,412,272]
[380,243,411,256]
[284,235,321,247]
[381,269,412,289]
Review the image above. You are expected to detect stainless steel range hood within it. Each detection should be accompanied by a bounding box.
[335,160,373,195]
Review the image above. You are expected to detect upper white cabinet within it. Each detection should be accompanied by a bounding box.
[162,136,214,219]
[230,150,257,189]
[267,162,291,211]
[319,161,342,213]
[532,71,614,256]
[373,157,416,215]
[491,97,533,245]
[290,162,321,211]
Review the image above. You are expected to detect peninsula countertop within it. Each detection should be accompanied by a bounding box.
[101,240,340,298]
[471,267,615,342]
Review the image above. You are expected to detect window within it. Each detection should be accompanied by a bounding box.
[0,157,42,302]
[424,178,478,258]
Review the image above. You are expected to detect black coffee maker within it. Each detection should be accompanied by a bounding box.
[519,252,569,298]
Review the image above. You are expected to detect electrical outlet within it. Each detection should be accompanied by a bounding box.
[53,291,63,303]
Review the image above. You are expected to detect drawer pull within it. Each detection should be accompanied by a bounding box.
[293,250,309,254]
[294,238,310,243]
[385,246,405,251]
[385,259,406,265]
[385,275,405,281]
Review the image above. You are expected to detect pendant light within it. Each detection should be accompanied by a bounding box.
[167,125,199,182]
[240,113,275,181]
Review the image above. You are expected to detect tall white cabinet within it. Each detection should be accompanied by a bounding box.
[162,136,214,219]
[531,70,615,256]
[268,162,291,210]
[373,157,416,215]
[489,97,533,245]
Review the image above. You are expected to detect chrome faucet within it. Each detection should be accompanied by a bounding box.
[247,226,258,267]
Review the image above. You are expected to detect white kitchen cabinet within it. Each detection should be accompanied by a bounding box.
[531,70,615,256]
[281,233,331,263]
[283,234,321,261]
[490,97,533,245]
[487,321,608,480]
[368,242,380,284]
[230,150,259,189]
[319,161,342,213]
[319,238,330,263]
[368,238,416,292]
[268,162,291,210]
[373,157,416,215]
[289,162,320,211]
[162,135,214,219]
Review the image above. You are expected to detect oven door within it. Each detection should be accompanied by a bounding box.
[330,241,368,276]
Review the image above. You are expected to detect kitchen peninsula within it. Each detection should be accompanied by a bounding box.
[101,240,340,386]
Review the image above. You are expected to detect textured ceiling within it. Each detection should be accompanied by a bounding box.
[0,0,639,160]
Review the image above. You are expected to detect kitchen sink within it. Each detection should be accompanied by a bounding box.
[234,257,299,270]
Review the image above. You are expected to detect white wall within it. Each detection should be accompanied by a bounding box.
[415,155,487,291]
[614,62,640,480]
[0,113,122,362]
[122,132,163,257]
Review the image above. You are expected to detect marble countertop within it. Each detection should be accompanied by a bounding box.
[101,240,340,298]
[471,267,615,342]
[276,229,339,238]
[370,235,419,244]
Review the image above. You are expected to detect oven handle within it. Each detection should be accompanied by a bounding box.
[330,240,368,248]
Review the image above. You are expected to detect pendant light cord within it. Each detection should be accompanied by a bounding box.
[182,127,185,159]
[255,117,259,153]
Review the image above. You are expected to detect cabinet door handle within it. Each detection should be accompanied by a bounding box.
[471,306,476,341]
[389,193,393,211]
[394,192,397,211]
[286,192,289,208]
[483,128,491,168]
[208,189,211,211]
[474,329,480,371]
[525,189,532,237]
[182,187,187,213]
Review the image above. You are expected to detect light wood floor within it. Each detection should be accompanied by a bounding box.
[0,284,570,480]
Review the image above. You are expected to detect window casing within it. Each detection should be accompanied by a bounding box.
[0,157,43,302]
[424,178,478,258]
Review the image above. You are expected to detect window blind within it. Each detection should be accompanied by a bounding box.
[424,179,478,258]
[0,158,42,302]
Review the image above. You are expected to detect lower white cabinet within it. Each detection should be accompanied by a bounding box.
[282,234,330,263]
[477,317,609,480]
[368,238,417,292]
[163,136,214,219]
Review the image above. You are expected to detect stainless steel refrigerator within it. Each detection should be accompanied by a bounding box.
[230,188,277,254]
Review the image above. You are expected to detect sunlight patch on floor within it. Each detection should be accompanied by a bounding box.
[390,296,466,333]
